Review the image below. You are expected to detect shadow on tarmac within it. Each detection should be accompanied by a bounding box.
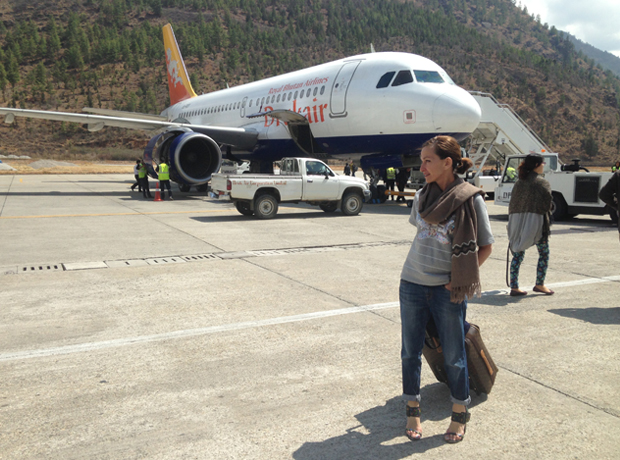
[293,387,487,459]
[548,307,620,325]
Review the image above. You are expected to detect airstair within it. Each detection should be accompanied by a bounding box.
[466,91,552,176]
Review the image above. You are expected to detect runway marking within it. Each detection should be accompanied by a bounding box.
[0,207,311,219]
[0,209,231,219]
[1,275,619,363]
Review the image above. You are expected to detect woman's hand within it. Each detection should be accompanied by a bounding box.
[444,282,452,291]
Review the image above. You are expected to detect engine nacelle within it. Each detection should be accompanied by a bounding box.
[144,131,222,185]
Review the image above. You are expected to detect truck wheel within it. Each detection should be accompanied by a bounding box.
[320,202,338,213]
[234,200,254,216]
[341,192,363,216]
[179,184,191,193]
[254,194,278,219]
[551,193,568,221]
[197,184,209,193]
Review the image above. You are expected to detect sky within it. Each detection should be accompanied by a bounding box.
[517,0,620,58]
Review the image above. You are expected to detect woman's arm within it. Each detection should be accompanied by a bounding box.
[478,244,493,267]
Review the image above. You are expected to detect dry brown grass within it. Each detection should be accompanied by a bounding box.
[0,160,134,175]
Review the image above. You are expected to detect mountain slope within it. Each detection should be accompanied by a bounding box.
[0,0,619,164]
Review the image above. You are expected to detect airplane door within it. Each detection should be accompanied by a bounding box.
[240,97,248,118]
[329,61,361,118]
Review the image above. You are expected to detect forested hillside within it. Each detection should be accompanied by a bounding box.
[0,0,619,164]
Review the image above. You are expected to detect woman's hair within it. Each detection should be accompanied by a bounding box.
[422,135,473,175]
[518,153,544,180]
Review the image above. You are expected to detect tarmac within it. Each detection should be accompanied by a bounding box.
[0,174,618,460]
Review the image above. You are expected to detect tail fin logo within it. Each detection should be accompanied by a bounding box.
[166,48,183,89]
[162,24,197,106]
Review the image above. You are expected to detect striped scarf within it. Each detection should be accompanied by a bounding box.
[418,177,484,303]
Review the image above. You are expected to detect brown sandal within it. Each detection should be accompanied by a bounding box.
[405,405,422,441]
[444,410,470,444]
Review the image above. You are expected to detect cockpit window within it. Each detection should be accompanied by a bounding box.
[376,71,395,88]
[392,70,414,87]
[414,70,444,83]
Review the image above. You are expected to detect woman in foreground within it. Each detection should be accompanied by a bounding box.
[400,136,494,443]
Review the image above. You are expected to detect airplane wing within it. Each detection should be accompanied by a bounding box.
[0,107,258,150]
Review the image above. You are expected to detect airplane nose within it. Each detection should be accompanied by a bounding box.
[432,88,481,133]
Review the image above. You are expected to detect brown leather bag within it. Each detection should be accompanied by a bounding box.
[422,322,498,395]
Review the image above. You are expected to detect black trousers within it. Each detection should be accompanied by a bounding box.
[160,180,172,199]
[141,178,152,198]
[131,174,142,191]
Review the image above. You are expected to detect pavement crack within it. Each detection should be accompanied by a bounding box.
[0,175,15,218]
[499,364,620,418]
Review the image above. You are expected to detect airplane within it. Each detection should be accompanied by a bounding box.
[0,24,481,192]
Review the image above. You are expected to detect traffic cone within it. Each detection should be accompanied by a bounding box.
[154,182,162,201]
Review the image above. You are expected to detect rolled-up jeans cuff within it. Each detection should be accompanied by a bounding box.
[402,393,421,403]
[451,394,471,406]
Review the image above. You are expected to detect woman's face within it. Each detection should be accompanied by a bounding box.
[420,146,453,185]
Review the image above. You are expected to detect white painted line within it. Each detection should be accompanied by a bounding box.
[0,302,398,362]
[1,275,618,363]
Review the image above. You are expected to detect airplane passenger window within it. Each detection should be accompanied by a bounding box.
[376,71,396,88]
[413,70,444,83]
[320,86,325,95]
[392,70,414,87]
[299,90,304,99]
[249,100,253,107]
[294,90,298,99]
[272,95,276,103]
[277,94,281,103]
[306,89,311,97]
[288,92,292,101]
[313,87,318,96]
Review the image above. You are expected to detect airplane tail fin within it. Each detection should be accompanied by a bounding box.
[163,24,197,106]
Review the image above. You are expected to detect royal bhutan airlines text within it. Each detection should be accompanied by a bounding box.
[264,77,329,127]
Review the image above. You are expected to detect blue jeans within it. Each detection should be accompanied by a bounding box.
[399,279,471,406]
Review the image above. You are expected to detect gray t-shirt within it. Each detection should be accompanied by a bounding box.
[401,194,495,286]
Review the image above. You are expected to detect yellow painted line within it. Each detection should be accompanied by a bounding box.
[0,207,304,220]
[0,209,232,219]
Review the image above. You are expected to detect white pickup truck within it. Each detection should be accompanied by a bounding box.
[494,153,615,222]
[210,157,372,219]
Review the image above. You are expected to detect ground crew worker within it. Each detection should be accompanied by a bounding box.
[156,160,173,200]
[612,161,620,173]
[131,159,142,192]
[139,162,153,198]
[386,167,396,200]
[506,165,517,182]
[396,167,410,202]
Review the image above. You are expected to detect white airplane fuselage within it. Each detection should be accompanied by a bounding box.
[165,52,481,167]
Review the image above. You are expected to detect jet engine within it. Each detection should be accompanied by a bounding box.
[144,130,222,185]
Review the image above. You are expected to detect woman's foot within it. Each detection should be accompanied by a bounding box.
[533,285,555,295]
[510,288,527,297]
[444,405,469,444]
[405,403,422,441]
